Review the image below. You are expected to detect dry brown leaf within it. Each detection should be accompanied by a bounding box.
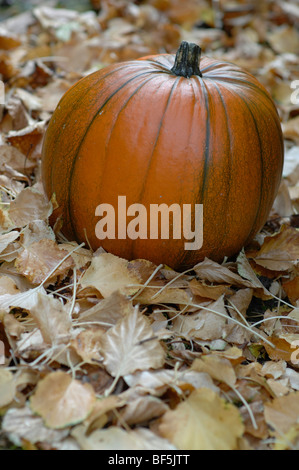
[124,368,219,395]
[58,242,92,270]
[99,306,165,377]
[118,391,168,426]
[72,425,176,450]
[263,336,295,362]
[30,371,96,429]
[0,231,19,254]
[0,275,19,295]
[71,327,105,364]
[191,355,236,387]
[172,296,228,341]
[158,388,244,450]
[8,187,52,228]
[249,226,299,272]
[194,258,252,288]
[79,291,135,328]
[189,278,232,300]
[29,292,72,345]
[282,276,299,305]
[80,252,142,297]
[1,406,69,446]
[0,286,46,313]
[6,121,46,157]
[15,239,74,285]
[264,391,299,435]
[0,369,16,408]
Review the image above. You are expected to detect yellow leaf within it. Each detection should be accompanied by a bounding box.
[159,388,244,450]
[30,371,96,429]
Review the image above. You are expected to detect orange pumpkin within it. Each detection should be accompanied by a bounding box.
[41,42,284,270]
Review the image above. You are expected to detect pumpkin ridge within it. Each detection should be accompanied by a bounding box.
[207,81,233,260]
[130,77,180,260]
[67,70,164,241]
[81,74,163,249]
[181,76,210,268]
[196,76,211,203]
[238,90,283,243]
[230,89,264,244]
[47,63,146,193]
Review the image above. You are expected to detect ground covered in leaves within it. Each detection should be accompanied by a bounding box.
[0,0,299,451]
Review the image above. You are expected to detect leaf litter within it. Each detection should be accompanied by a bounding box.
[0,0,299,451]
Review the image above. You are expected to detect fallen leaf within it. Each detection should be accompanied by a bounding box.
[158,388,244,450]
[8,187,52,228]
[30,371,96,429]
[264,391,299,435]
[72,425,176,450]
[99,306,165,377]
[15,239,74,285]
[0,369,16,408]
[80,252,141,297]
[191,355,236,387]
[1,406,69,446]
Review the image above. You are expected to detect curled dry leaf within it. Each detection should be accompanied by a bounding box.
[15,239,74,285]
[194,258,252,288]
[248,225,299,272]
[99,306,165,377]
[30,371,96,429]
[158,388,244,450]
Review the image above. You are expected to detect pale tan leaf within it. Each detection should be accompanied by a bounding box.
[0,231,19,254]
[15,239,74,285]
[72,425,176,450]
[250,226,299,271]
[264,392,299,435]
[29,292,72,345]
[0,369,16,408]
[8,187,52,227]
[159,388,244,450]
[2,406,69,446]
[30,371,96,429]
[194,258,252,287]
[100,307,165,377]
[124,369,219,395]
[71,327,105,363]
[191,355,236,387]
[79,291,134,328]
[80,252,141,297]
[172,296,228,341]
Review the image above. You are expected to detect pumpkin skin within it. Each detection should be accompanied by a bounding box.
[41,43,284,271]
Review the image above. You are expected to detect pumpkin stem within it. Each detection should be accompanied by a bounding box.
[171,41,202,78]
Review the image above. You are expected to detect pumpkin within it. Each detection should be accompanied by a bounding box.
[41,41,284,271]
